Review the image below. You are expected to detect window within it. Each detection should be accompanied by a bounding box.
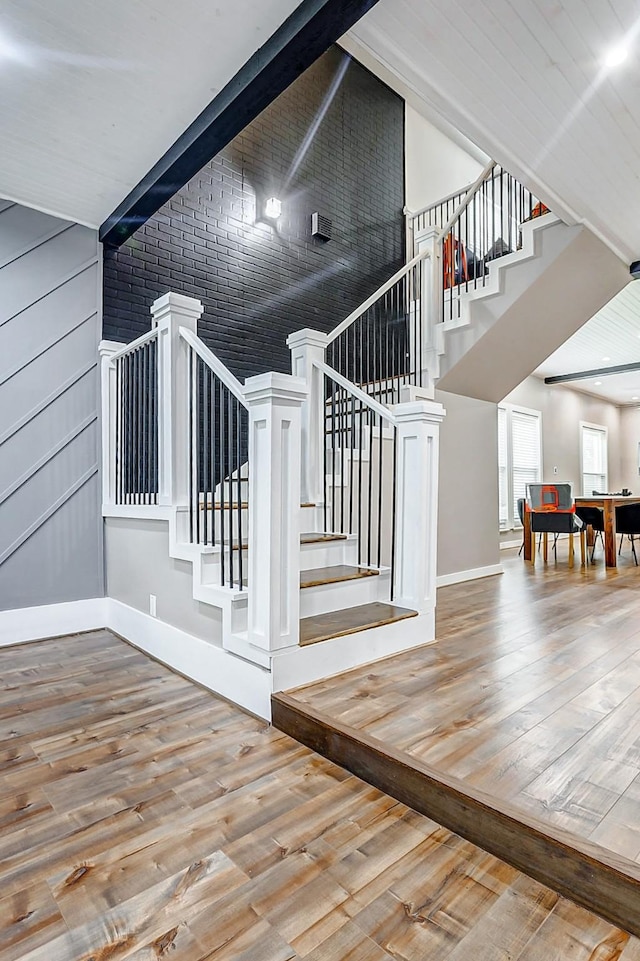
[498,404,542,529]
[580,423,608,495]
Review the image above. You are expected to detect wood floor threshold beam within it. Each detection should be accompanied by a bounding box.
[271,692,640,938]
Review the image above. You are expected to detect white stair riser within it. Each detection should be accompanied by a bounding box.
[300,538,358,571]
[299,570,391,618]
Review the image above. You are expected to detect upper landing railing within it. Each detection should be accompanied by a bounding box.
[310,160,549,406]
[408,161,548,323]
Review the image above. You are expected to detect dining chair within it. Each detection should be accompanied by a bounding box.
[526,483,586,568]
[615,503,640,565]
[575,505,605,563]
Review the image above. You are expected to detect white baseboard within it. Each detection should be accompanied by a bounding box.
[436,564,503,588]
[500,538,522,550]
[0,597,108,647]
[106,599,272,719]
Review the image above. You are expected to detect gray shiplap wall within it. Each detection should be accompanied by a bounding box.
[0,200,103,611]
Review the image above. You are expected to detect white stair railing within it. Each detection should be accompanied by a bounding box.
[101,292,307,657]
[179,326,249,590]
[100,327,160,507]
[313,357,444,614]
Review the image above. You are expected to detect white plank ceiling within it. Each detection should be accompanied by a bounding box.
[347,0,640,264]
[535,280,640,405]
[0,0,301,227]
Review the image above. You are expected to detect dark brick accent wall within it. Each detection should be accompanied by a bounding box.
[103,46,405,380]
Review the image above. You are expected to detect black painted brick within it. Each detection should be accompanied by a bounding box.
[103,46,404,380]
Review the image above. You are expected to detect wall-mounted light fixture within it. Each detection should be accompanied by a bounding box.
[265,197,282,220]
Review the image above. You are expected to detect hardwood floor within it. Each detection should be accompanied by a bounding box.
[280,545,640,881]
[1,630,639,959]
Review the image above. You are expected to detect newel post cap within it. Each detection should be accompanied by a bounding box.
[150,292,204,325]
[286,328,330,350]
[244,372,308,406]
[393,399,446,425]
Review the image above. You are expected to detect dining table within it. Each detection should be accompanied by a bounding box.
[523,495,640,568]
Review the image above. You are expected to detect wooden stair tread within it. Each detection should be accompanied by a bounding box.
[200,502,314,510]
[228,531,347,551]
[300,602,417,646]
[200,502,249,510]
[300,532,348,545]
[300,565,379,589]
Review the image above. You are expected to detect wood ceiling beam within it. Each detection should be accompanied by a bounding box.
[100,0,381,249]
[544,362,640,385]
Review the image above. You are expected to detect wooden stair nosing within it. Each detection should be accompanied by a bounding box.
[300,565,379,590]
[225,532,347,552]
[199,502,316,511]
[300,532,348,545]
[299,601,416,646]
[271,694,640,940]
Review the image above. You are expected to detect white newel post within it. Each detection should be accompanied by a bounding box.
[415,226,441,351]
[244,373,307,655]
[98,340,121,507]
[286,328,328,506]
[393,399,446,616]
[150,293,203,506]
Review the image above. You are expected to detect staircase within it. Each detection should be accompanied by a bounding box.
[407,163,628,403]
[99,159,627,720]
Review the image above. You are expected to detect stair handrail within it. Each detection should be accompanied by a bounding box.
[404,180,474,223]
[179,326,247,406]
[436,159,497,244]
[313,358,397,425]
[326,248,431,346]
[109,326,159,363]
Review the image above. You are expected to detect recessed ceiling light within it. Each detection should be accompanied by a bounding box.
[603,43,629,69]
[633,396,639,401]
[595,381,602,386]
[602,356,611,362]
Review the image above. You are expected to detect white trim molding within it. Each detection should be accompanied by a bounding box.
[0,597,108,647]
[107,599,271,719]
[436,564,503,588]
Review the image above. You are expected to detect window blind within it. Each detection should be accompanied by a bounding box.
[581,425,607,495]
[497,405,542,530]
[512,409,542,521]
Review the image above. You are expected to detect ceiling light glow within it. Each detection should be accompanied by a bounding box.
[602,356,611,362]
[603,43,629,69]
[633,396,639,401]
[595,380,602,385]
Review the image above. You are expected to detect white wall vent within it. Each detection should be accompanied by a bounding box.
[311,212,332,241]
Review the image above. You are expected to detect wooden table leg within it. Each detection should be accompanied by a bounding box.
[524,511,532,562]
[569,532,574,568]
[603,501,617,568]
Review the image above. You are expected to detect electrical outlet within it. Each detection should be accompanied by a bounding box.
[149,594,157,617]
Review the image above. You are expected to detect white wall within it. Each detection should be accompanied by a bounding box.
[436,388,501,578]
[504,376,623,492]
[619,406,640,490]
[405,105,484,213]
[105,517,223,643]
